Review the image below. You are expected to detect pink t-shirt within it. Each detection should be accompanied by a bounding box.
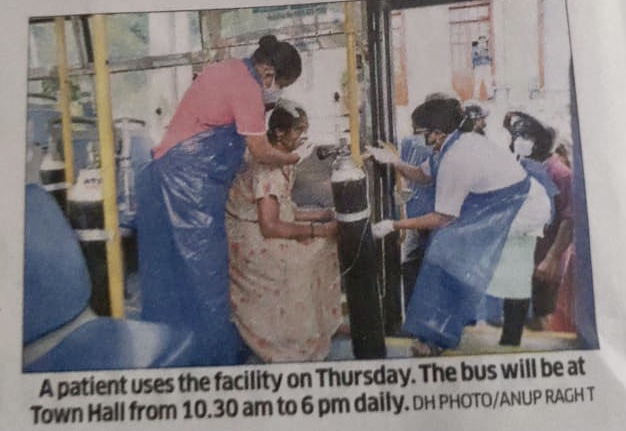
[153,59,266,159]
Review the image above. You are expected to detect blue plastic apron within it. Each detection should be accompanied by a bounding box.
[136,125,248,366]
[520,157,559,222]
[136,58,263,365]
[403,132,531,348]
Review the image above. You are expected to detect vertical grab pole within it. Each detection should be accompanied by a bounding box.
[344,1,362,166]
[54,16,74,184]
[365,0,403,335]
[91,14,125,318]
[333,1,386,359]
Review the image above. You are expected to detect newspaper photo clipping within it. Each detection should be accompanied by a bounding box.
[1,0,626,430]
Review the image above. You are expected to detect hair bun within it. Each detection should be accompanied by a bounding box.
[259,35,279,51]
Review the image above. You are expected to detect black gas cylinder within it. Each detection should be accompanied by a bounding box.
[39,146,68,212]
[331,154,386,359]
[66,167,110,315]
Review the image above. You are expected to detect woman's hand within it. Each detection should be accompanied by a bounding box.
[534,254,561,285]
[297,220,337,244]
[247,134,299,165]
[294,207,335,222]
[318,208,335,222]
[292,140,316,165]
[315,220,338,238]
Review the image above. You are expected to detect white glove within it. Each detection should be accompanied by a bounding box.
[372,219,396,239]
[365,145,400,165]
[293,140,316,165]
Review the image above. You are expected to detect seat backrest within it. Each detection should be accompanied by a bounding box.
[23,184,91,344]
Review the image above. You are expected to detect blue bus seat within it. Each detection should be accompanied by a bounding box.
[23,184,92,344]
[23,184,196,371]
[24,319,194,372]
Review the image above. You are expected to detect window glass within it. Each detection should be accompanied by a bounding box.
[107,13,150,61]
[29,20,82,68]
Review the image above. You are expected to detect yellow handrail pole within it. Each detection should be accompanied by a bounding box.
[54,17,74,183]
[344,1,362,167]
[91,14,125,318]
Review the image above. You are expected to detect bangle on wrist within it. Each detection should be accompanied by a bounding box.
[310,221,315,238]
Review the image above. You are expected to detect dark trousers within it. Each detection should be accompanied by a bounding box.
[531,276,560,317]
[500,298,531,346]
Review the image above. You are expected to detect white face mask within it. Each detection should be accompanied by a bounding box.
[263,77,283,106]
[513,137,534,159]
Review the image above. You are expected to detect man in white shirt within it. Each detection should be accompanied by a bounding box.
[369,97,550,355]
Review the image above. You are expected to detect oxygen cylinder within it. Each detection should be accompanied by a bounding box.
[27,94,61,184]
[114,117,152,277]
[66,143,110,315]
[330,147,386,359]
[39,136,67,211]
[116,118,138,217]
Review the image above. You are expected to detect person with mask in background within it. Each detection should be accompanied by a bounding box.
[485,112,558,346]
[226,100,342,363]
[397,107,436,307]
[462,100,506,327]
[472,35,495,100]
[504,111,574,333]
[368,97,551,356]
[136,35,312,366]
[463,101,489,135]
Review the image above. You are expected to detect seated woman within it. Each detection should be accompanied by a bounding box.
[226,100,342,363]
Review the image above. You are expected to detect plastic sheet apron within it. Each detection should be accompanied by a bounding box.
[403,132,531,349]
[136,125,248,366]
[520,158,559,221]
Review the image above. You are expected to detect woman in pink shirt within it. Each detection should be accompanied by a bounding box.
[136,35,303,366]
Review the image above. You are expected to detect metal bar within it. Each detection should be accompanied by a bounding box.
[27,28,349,80]
[382,7,396,145]
[54,16,75,183]
[71,17,88,67]
[28,52,207,80]
[537,0,545,90]
[344,1,362,166]
[91,14,125,319]
[81,15,94,64]
[366,0,403,335]
[381,2,402,335]
[448,1,491,10]
[449,18,490,25]
[389,0,467,10]
[367,1,383,143]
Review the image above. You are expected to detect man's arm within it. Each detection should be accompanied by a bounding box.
[535,218,574,283]
[393,160,433,184]
[393,212,454,231]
